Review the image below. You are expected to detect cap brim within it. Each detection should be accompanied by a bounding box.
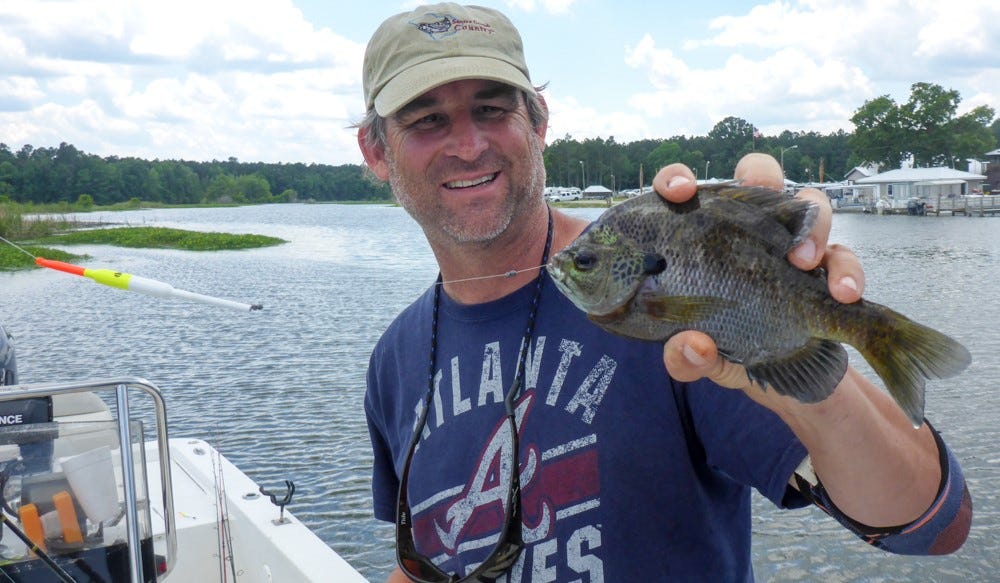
[373,55,534,117]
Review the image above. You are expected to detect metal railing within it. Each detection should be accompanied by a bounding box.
[0,377,176,583]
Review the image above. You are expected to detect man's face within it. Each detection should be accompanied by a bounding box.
[362,79,547,248]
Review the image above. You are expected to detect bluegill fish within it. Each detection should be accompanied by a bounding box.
[547,184,970,426]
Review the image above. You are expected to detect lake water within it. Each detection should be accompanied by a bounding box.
[1,203,997,582]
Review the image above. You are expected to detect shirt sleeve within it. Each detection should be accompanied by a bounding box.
[790,420,972,556]
[684,380,808,507]
[365,350,401,524]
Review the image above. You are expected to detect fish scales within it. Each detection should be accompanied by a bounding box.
[548,184,971,426]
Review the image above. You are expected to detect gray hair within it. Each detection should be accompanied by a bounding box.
[356,86,549,152]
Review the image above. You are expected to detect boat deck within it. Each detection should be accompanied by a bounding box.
[149,439,367,582]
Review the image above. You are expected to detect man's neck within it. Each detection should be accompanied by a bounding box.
[433,208,588,305]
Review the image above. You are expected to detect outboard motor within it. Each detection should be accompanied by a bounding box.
[0,324,53,474]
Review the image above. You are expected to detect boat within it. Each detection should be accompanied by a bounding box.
[0,373,368,582]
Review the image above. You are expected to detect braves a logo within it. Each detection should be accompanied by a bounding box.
[434,394,553,552]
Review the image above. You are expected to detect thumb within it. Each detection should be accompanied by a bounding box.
[663,330,751,390]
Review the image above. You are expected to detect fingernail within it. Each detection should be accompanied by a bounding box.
[683,344,708,367]
[840,276,859,293]
[793,239,817,264]
[668,176,692,188]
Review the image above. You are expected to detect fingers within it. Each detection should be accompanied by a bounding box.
[730,153,830,271]
[788,188,831,270]
[786,189,864,302]
[663,331,751,390]
[824,243,865,303]
[652,163,697,203]
[734,153,783,191]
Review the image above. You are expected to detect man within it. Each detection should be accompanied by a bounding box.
[359,4,971,581]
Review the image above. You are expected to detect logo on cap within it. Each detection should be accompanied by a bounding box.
[410,12,496,40]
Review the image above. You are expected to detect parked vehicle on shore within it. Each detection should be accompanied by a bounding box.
[544,187,582,201]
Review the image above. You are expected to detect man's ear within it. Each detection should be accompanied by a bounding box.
[358,128,389,182]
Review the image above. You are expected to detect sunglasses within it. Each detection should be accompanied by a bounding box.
[395,375,526,582]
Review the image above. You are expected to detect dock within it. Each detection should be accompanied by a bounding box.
[931,195,1000,216]
[833,195,1000,216]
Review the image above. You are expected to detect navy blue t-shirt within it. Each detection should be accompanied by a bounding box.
[366,276,808,581]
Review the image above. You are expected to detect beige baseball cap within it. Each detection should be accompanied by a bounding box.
[363,3,534,117]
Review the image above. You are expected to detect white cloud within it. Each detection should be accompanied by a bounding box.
[1,0,994,164]
[690,0,1000,78]
[0,0,365,164]
[608,0,998,141]
[623,34,870,136]
[545,93,650,142]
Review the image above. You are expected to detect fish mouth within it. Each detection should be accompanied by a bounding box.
[444,172,499,190]
[547,256,599,314]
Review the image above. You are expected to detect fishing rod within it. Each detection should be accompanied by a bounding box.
[1,235,262,312]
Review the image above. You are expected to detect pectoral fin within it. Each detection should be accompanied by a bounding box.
[638,292,733,324]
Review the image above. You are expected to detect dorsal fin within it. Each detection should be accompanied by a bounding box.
[700,185,819,254]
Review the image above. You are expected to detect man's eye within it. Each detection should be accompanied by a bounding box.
[411,114,443,129]
[476,105,506,119]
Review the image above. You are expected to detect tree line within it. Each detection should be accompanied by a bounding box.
[2,83,996,206]
[545,83,997,192]
[0,143,392,206]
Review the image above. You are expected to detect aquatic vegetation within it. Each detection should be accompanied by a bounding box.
[36,226,286,251]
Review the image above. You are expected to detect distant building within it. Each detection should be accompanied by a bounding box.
[844,165,878,183]
[582,185,613,199]
[984,149,1000,194]
[854,167,987,205]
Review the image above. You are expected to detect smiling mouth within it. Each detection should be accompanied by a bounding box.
[444,172,499,190]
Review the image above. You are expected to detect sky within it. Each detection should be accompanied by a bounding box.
[1,0,997,166]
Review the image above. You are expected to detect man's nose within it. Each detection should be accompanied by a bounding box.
[445,115,489,160]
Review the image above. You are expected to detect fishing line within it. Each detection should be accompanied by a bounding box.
[437,263,549,286]
[0,235,37,259]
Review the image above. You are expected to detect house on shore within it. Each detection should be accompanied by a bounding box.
[854,167,987,208]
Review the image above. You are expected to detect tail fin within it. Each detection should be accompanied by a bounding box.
[855,303,971,427]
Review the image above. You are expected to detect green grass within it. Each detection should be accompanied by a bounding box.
[2,202,285,271]
[35,227,286,251]
[0,244,85,272]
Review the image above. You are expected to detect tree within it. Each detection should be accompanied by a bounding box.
[947,105,996,166]
[235,174,271,202]
[849,95,905,170]
[643,141,681,175]
[708,116,756,176]
[900,82,960,166]
[850,83,995,169]
[75,194,95,209]
[204,174,238,203]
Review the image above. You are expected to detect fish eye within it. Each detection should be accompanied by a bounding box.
[573,252,597,271]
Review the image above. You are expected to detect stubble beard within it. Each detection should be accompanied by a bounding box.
[386,137,546,247]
